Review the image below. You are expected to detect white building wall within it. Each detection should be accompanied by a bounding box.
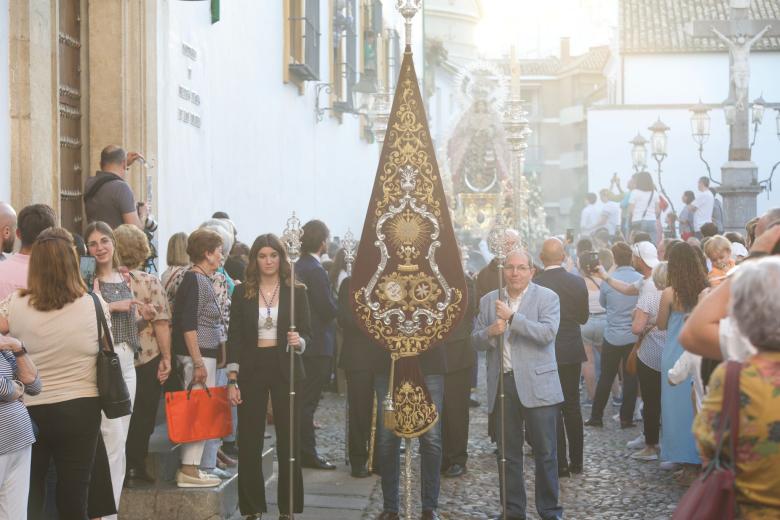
[587,107,780,218]
[0,7,10,202]
[156,0,417,262]
[623,53,780,105]
[589,51,780,224]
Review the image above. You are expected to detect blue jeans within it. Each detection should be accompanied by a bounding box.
[497,372,563,520]
[374,373,444,513]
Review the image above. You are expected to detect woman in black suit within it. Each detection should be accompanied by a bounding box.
[226,234,311,520]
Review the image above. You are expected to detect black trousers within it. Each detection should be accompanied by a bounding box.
[441,366,472,469]
[300,355,332,461]
[28,397,102,520]
[237,347,303,515]
[589,342,638,423]
[126,355,162,471]
[556,363,583,470]
[637,359,661,446]
[346,369,374,469]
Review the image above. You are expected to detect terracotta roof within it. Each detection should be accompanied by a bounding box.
[620,0,780,54]
[505,46,610,77]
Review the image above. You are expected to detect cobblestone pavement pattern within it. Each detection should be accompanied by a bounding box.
[312,365,687,520]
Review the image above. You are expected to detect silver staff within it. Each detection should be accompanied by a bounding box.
[282,212,303,519]
[487,217,510,520]
[341,229,357,465]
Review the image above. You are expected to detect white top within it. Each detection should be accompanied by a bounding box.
[580,203,603,235]
[691,189,714,231]
[504,286,529,372]
[629,189,658,222]
[668,350,704,411]
[257,304,279,340]
[636,277,666,371]
[718,316,756,362]
[601,201,621,235]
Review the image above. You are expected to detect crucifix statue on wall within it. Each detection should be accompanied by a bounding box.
[688,0,780,233]
[711,23,772,110]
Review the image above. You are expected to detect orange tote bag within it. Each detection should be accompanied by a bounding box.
[165,384,232,444]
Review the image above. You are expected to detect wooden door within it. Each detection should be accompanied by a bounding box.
[58,0,85,233]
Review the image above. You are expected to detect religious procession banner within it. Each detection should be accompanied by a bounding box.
[350,47,467,439]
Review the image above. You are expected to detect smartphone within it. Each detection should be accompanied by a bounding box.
[565,228,575,244]
[80,256,97,290]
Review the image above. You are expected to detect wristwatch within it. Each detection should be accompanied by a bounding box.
[13,343,27,357]
[227,379,239,388]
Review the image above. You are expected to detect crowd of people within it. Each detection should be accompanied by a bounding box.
[0,148,779,520]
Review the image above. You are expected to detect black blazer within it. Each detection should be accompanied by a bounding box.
[226,282,312,382]
[533,267,589,365]
[294,254,338,357]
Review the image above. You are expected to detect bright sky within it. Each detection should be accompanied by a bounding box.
[474,0,618,58]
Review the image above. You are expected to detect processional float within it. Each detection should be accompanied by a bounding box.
[350,1,467,518]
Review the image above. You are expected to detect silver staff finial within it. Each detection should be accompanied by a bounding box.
[283,212,303,263]
[396,0,422,48]
[487,214,509,264]
[342,229,357,276]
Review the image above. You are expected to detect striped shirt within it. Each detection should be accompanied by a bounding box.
[0,351,42,455]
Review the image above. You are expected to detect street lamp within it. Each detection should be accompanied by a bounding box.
[750,94,766,149]
[647,117,675,215]
[629,132,648,173]
[689,100,718,185]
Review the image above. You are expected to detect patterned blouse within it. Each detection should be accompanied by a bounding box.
[128,270,171,366]
[693,352,780,519]
[163,265,231,343]
[99,279,141,355]
[636,277,666,371]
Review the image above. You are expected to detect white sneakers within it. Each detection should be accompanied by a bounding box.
[659,461,679,471]
[626,434,645,450]
[631,446,659,461]
[176,469,221,488]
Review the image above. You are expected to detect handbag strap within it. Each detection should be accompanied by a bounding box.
[641,190,655,220]
[712,361,742,470]
[89,292,116,353]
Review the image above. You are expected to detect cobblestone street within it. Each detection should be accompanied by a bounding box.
[311,365,687,520]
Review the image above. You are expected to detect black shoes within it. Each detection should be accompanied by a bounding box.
[301,455,336,470]
[621,420,636,429]
[558,466,571,478]
[569,464,583,474]
[124,467,155,488]
[584,418,603,427]
[443,464,466,478]
[351,464,370,478]
[469,397,481,408]
[421,510,441,520]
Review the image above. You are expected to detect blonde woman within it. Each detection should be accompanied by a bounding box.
[114,224,172,487]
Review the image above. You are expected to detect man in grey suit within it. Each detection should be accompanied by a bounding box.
[472,249,564,520]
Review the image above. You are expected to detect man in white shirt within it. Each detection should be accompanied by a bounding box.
[690,177,714,235]
[597,189,621,239]
[579,193,602,237]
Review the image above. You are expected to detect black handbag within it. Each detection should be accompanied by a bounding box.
[89,292,132,419]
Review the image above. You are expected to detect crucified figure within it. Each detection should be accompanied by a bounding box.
[711,24,772,109]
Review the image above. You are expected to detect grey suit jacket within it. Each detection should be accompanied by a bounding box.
[471,282,564,412]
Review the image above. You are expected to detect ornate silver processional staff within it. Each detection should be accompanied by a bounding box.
[282,212,303,519]
[341,229,357,466]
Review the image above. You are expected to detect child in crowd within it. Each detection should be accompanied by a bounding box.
[703,235,735,287]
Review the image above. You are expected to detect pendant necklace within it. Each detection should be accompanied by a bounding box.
[259,281,280,330]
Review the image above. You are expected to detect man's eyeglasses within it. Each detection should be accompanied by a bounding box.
[86,237,113,249]
[504,265,531,273]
